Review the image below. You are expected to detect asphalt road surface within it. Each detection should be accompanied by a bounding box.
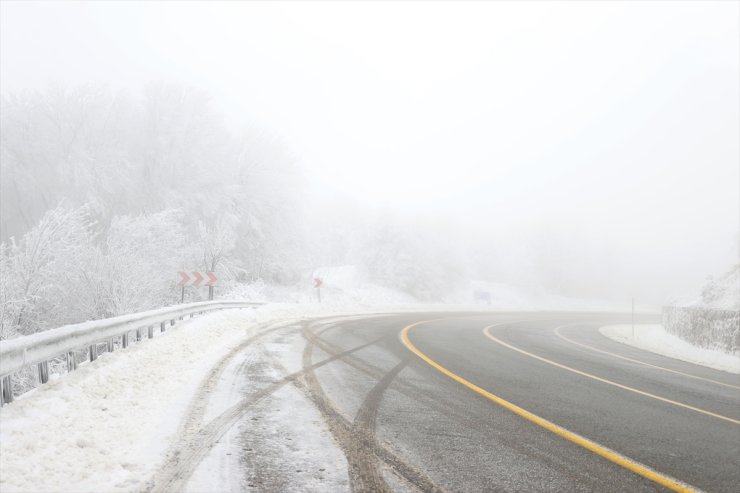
[151,312,740,493]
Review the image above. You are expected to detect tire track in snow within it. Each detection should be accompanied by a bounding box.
[146,320,386,493]
[300,324,444,493]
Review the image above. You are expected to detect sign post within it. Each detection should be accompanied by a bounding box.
[206,272,217,300]
[314,277,323,303]
[178,272,189,303]
[178,271,218,302]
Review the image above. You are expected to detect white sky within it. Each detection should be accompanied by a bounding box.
[2,1,738,301]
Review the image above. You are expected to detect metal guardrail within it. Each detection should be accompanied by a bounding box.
[0,300,263,405]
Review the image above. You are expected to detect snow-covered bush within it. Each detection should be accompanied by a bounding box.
[102,209,193,315]
[699,264,739,311]
[662,306,739,354]
[663,265,740,353]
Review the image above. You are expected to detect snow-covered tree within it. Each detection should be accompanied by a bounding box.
[0,84,310,336]
[0,204,98,337]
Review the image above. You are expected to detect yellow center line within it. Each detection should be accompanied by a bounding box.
[484,325,740,425]
[553,326,740,391]
[400,320,701,493]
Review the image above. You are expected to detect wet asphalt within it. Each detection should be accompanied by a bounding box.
[305,312,740,493]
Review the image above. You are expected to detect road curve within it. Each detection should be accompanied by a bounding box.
[153,311,739,492]
[302,312,739,492]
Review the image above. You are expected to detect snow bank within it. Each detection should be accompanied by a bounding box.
[224,266,417,306]
[0,304,365,493]
[599,324,740,374]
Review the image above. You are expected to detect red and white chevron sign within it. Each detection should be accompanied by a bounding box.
[178,271,217,287]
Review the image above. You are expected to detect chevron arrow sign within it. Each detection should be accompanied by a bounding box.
[178,272,190,286]
[177,271,218,287]
[192,271,204,286]
[205,272,217,286]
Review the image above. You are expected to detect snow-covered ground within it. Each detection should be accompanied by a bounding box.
[599,324,740,374]
[183,323,350,493]
[0,304,363,493]
[224,266,418,306]
[224,265,647,313]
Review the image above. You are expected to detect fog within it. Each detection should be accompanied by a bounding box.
[1,1,738,309]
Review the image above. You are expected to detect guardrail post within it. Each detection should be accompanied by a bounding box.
[89,344,97,362]
[1,376,12,405]
[122,332,129,349]
[38,361,49,384]
[136,329,142,342]
[107,339,115,353]
[170,319,175,326]
[148,325,154,339]
[67,352,77,372]
[160,321,166,333]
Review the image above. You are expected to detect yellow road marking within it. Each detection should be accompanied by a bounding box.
[400,320,701,493]
[401,320,705,492]
[553,326,740,391]
[484,325,740,425]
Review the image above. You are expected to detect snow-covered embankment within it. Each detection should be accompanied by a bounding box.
[599,324,740,374]
[0,304,340,493]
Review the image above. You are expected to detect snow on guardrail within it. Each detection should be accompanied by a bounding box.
[0,300,263,405]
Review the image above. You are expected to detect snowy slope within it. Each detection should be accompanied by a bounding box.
[224,266,641,312]
[600,324,740,374]
[224,266,418,306]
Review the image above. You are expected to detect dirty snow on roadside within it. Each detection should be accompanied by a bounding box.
[599,324,740,374]
[0,304,358,493]
[184,319,350,493]
[189,326,349,492]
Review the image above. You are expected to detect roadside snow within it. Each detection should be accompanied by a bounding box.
[0,302,441,493]
[0,309,255,493]
[0,304,360,493]
[599,324,740,374]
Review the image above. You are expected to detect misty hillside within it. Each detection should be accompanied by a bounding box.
[697,264,740,310]
[1,1,738,342]
[0,87,471,339]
